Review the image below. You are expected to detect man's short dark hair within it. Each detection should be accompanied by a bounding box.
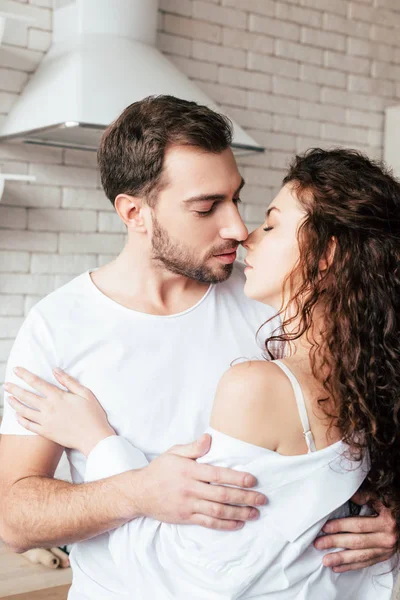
[98,95,233,207]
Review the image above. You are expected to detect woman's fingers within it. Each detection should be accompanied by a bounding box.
[4,382,45,409]
[53,368,91,398]
[13,367,61,397]
[8,396,43,425]
[15,414,42,434]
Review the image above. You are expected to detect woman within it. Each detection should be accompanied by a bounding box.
[7,149,400,598]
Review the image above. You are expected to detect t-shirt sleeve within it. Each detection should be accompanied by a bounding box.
[84,435,148,482]
[0,308,59,435]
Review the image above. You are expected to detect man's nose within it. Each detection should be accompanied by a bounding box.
[219,211,248,242]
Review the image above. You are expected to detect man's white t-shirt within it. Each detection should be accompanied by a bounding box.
[1,263,276,600]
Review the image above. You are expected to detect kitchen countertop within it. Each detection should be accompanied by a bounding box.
[0,542,71,599]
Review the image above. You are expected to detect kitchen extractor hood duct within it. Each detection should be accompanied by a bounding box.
[0,0,264,155]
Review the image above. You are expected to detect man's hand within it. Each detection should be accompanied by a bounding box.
[136,434,267,531]
[314,491,397,572]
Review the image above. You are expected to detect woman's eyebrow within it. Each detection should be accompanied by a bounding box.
[266,206,280,217]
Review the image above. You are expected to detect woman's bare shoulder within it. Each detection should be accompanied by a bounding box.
[210,361,294,451]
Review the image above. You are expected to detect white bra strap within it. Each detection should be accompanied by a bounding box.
[273,360,317,453]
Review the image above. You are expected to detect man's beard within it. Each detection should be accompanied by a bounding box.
[151,215,235,284]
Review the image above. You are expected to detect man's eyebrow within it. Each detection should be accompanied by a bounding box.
[183,177,245,203]
[266,206,280,217]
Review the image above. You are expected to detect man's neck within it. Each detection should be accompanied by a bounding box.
[90,245,211,316]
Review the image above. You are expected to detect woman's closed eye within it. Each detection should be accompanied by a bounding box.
[263,226,273,232]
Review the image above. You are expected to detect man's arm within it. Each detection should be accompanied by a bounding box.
[0,435,142,552]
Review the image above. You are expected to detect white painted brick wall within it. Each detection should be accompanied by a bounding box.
[1,0,400,419]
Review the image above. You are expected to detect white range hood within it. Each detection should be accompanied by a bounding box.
[0,0,264,156]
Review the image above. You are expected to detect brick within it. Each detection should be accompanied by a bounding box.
[98,212,126,234]
[54,274,76,289]
[348,74,394,97]
[325,51,370,75]
[0,273,56,295]
[323,13,371,39]
[321,123,369,145]
[222,0,275,17]
[0,251,30,272]
[28,28,51,52]
[0,316,23,338]
[63,149,98,168]
[97,254,118,267]
[158,33,192,58]
[241,185,272,205]
[236,150,270,169]
[248,91,298,116]
[0,339,15,361]
[249,15,300,41]
[159,0,192,17]
[169,55,218,81]
[248,53,299,79]
[24,295,42,315]
[273,76,320,101]
[30,253,96,274]
[372,61,400,81]
[0,143,63,164]
[29,164,98,187]
[273,115,320,138]
[0,161,28,176]
[0,45,42,72]
[197,81,247,108]
[2,20,28,47]
[244,203,267,222]
[222,28,274,55]
[269,151,292,170]
[0,230,57,252]
[0,296,24,317]
[299,101,346,124]
[164,14,221,43]
[28,208,97,232]
[301,28,346,52]
[221,105,273,131]
[193,2,247,29]
[346,110,383,130]
[301,0,347,16]
[296,136,326,153]
[219,66,272,92]
[29,0,53,7]
[254,131,296,152]
[0,91,17,114]
[300,64,346,88]
[0,69,28,93]
[321,87,386,112]
[62,188,112,211]
[59,233,126,255]
[0,206,27,229]
[276,4,322,27]
[368,129,383,148]
[371,24,399,46]
[245,167,285,189]
[193,40,246,68]
[1,183,62,208]
[275,40,323,66]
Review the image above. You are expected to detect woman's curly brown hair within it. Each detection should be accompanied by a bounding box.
[265,148,400,538]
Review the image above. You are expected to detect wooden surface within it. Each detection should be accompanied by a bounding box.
[0,542,71,599]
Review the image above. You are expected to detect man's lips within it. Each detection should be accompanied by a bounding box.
[214,248,238,264]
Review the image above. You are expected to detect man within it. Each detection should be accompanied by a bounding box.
[0,96,395,600]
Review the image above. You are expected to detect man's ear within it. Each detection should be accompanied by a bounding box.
[319,236,337,273]
[114,194,148,232]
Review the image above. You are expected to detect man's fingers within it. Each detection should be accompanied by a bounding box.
[13,367,61,397]
[190,514,245,531]
[316,532,389,551]
[8,396,42,424]
[322,515,380,535]
[53,368,91,398]
[196,462,258,489]
[322,548,389,569]
[169,434,212,459]
[194,481,267,508]
[4,383,45,409]
[193,499,259,523]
